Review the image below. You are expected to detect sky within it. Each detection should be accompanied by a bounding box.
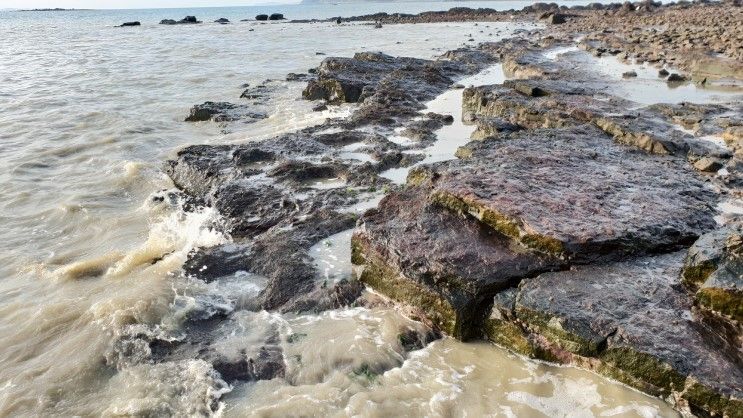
[0,0,299,9]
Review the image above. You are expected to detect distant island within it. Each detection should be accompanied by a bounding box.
[17,8,86,12]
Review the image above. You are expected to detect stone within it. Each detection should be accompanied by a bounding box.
[693,156,724,172]
[352,186,563,339]
[256,14,269,21]
[416,125,716,262]
[215,18,230,24]
[269,13,285,20]
[622,70,638,78]
[184,102,267,123]
[667,73,688,82]
[548,13,567,24]
[492,252,743,417]
[684,228,743,321]
[119,21,140,27]
[658,68,669,77]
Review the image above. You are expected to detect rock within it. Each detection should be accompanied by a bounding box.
[352,186,563,339]
[269,13,285,20]
[302,51,468,108]
[658,68,669,77]
[547,13,567,24]
[160,16,202,25]
[693,156,724,172]
[622,70,638,78]
[312,103,328,112]
[374,22,383,29]
[490,252,743,417]
[667,73,688,82]
[119,21,140,27]
[256,14,269,21]
[184,102,267,123]
[211,345,285,383]
[462,81,720,156]
[215,18,230,24]
[683,228,743,321]
[416,124,716,262]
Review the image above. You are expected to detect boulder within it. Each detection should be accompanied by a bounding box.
[352,186,563,339]
[255,14,269,21]
[119,21,140,27]
[622,70,638,78]
[667,73,688,82]
[415,125,716,262]
[269,13,285,20]
[683,227,743,321]
[214,18,230,24]
[488,252,743,417]
[184,101,267,123]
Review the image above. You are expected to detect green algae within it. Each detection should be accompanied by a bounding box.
[696,287,743,322]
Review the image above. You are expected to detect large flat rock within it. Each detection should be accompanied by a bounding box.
[490,252,743,417]
[417,125,717,262]
[352,186,562,340]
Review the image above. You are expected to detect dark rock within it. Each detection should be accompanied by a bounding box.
[547,13,567,24]
[312,103,328,112]
[622,70,638,78]
[119,21,140,27]
[658,68,670,77]
[496,252,743,417]
[667,73,688,82]
[684,227,743,321]
[215,18,230,24]
[269,13,285,20]
[255,14,269,21]
[184,101,267,123]
[352,186,563,339]
[211,345,285,383]
[418,124,716,262]
[160,16,202,25]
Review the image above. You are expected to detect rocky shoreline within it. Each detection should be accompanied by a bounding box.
[152,2,742,416]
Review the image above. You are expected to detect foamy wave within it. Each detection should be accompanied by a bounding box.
[107,200,227,278]
[101,360,230,417]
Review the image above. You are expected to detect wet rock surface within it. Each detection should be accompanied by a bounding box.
[503,252,743,416]
[352,186,563,339]
[422,124,716,262]
[184,101,267,124]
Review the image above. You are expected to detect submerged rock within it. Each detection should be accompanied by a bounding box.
[160,16,202,25]
[119,21,140,27]
[184,101,267,123]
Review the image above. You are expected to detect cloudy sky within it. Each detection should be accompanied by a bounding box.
[0,0,297,9]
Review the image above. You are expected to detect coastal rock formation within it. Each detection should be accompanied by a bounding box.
[414,124,716,261]
[160,16,202,25]
[684,227,743,321]
[184,101,267,123]
[489,253,743,417]
[352,186,563,339]
[161,3,743,413]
